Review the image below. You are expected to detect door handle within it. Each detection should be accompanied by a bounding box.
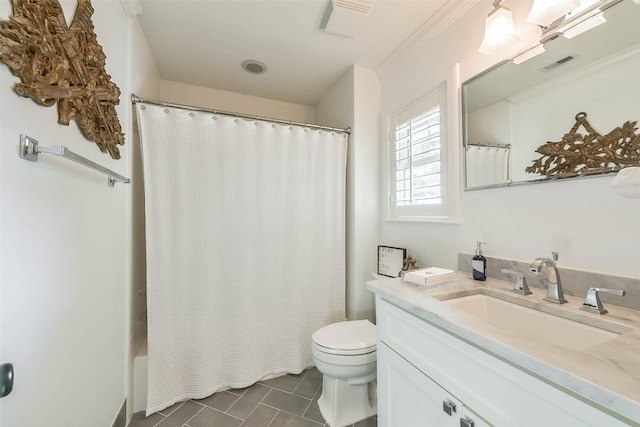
[1,363,14,398]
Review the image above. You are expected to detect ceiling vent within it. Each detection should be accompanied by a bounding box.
[241,59,267,74]
[320,0,372,38]
[540,54,578,72]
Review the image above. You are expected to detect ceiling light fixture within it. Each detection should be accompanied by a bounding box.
[478,0,521,56]
[526,0,581,27]
[241,60,268,75]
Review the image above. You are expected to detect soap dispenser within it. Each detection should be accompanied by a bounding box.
[472,241,487,281]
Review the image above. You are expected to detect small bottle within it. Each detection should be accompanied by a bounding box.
[472,241,487,281]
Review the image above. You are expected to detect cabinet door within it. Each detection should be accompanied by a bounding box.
[378,343,459,427]
[460,405,493,427]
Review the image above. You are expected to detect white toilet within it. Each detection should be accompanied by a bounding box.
[311,319,377,427]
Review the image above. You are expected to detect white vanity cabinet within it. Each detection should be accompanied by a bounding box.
[375,296,633,427]
[378,343,497,427]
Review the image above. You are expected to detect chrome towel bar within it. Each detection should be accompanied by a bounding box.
[19,134,130,187]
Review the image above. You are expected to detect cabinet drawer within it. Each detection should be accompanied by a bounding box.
[376,296,631,427]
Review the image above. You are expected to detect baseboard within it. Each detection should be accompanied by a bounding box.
[112,399,126,427]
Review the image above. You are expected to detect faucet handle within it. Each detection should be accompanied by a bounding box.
[579,287,626,315]
[501,269,533,296]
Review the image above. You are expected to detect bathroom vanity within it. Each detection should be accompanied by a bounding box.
[367,275,640,427]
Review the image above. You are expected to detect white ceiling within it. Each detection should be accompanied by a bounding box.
[136,0,452,105]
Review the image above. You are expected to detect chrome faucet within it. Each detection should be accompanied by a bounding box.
[529,256,567,304]
[579,287,625,315]
[501,268,532,295]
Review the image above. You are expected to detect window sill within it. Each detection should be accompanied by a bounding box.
[382,216,461,225]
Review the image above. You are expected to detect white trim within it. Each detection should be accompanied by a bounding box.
[382,217,461,224]
[377,0,482,75]
[389,84,447,218]
[446,63,462,223]
[382,64,462,224]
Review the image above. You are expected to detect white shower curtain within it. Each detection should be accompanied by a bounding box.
[136,103,347,414]
[466,145,510,187]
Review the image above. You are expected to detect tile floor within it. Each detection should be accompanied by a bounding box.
[128,368,377,427]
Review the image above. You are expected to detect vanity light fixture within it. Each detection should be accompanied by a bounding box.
[512,43,546,64]
[478,0,521,56]
[562,12,606,38]
[526,0,581,27]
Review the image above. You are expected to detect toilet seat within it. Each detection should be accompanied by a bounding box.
[313,343,376,356]
[312,319,377,356]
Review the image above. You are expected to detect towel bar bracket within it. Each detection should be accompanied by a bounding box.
[19,134,40,162]
[19,134,130,187]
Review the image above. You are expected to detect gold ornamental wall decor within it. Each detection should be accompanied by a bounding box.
[0,0,124,159]
[526,112,640,178]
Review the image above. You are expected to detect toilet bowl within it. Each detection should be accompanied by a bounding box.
[312,319,377,427]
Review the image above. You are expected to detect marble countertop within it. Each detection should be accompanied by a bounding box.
[366,274,640,425]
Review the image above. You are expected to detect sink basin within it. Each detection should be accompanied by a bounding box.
[442,292,633,351]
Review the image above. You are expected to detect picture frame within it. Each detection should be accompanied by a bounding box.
[377,245,407,277]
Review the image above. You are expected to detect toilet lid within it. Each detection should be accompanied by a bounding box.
[312,320,377,355]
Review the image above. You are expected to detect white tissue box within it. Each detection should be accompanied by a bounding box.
[402,267,456,287]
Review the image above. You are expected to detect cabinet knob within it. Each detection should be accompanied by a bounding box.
[442,399,457,416]
[460,416,475,427]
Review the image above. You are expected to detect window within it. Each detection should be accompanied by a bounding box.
[388,82,456,220]
[394,104,443,207]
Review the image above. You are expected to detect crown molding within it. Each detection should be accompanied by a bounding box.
[376,0,482,75]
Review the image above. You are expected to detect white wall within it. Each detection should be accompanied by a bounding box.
[129,9,161,420]
[131,13,162,101]
[130,4,161,353]
[159,80,316,123]
[377,0,640,278]
[467,101,511,147]
[0,1,133,426]
[317,65,380,322]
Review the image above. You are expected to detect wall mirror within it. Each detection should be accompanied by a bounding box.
[462,0,640,190]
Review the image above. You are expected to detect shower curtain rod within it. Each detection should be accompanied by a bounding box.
[131,94,351,134]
